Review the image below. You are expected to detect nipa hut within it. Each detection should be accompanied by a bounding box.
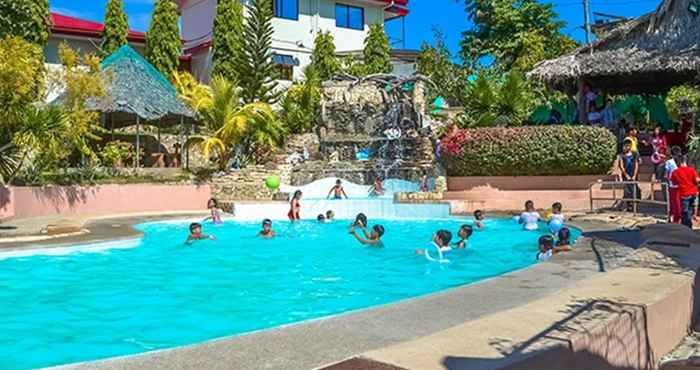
[528,0,700,95]
[88,45,194,168]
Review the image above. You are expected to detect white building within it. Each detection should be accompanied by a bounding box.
[178,0,409,82]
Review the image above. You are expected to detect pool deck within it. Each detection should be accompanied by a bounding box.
[3,214,698,370]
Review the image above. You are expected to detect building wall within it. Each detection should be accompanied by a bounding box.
[183,0,384,81]
[44,35,146,65]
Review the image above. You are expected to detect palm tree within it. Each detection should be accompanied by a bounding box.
[184,76,281,170]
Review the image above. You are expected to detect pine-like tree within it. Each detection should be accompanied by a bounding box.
[308,31,339,81]
[100,0,129,58]
[146,0,181,78]
[0,0,51,46]
[363,23,392,75]
[211,0,245,82]
[237,0,279,103]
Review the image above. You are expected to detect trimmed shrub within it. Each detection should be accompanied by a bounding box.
[440,125,617,176]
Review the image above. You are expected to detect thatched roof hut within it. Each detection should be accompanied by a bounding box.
[529,0,700,95]
[90,45,193,126]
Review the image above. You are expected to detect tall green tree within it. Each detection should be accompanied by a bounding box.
[460,0,577,72]
[363,23,392,74]
[146,0,181,78]
[211,0,244,82]
[308,31,339,81]
[0,0,51,46]
[237,0,280,103]
[100,0,129,58]
[416,28,464,105]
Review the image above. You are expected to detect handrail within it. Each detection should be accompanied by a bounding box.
[588,180,670,219]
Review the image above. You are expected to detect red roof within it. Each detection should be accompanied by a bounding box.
[50,12,146,43]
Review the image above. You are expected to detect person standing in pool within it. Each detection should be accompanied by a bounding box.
[350,223,384,247]
[258,219,276,238]
[288,190,302,221]
[185,223,216,245]
[369,177,385,197]
[473,210,486,229]
[454,224,473,249]
[203,198,223,224]
[518,200,541,231]
[327,179,349,200]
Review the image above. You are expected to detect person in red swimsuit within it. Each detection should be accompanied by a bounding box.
[288,190,302,221]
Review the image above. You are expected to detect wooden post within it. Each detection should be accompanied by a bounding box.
[135,116,140,169]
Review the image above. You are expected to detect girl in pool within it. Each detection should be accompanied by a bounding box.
[454,224,473,249]
[350,223,385,247]
[518,200,541,231]
[204,198,223,224]
[556,227,572,250]
[548,202,565,234]
[473,209,486,229]
[185,223,216,245]
[325,210,335,221]
[258,219,276,238]
[288,190,302,221]
[352,213,368,228]
[369,177,385,197]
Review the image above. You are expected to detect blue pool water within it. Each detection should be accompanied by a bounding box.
[0,217,579,369]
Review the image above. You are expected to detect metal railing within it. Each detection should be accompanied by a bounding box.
[588,180,670,219]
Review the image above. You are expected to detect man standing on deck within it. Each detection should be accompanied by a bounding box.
[671,155,699,228]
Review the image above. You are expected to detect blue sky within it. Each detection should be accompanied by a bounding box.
[50,0,660,57]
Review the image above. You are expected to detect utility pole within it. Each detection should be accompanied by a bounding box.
[583,0,592,44]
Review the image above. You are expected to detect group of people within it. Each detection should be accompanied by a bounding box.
[616,124,699,228]
[324,176,432,200]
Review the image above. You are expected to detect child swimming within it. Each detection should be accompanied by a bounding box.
[352,213,368,228]
[473,209,485,229]
[556,228,572,250]
[288,190,302,221]
[185,223,216,245]
[327,179,348,200]
[519,200,541,231]
[548,202,565,234]
[258,219,276,238]
[204,198,223,224]
[454,224,473,249]
[317,214,326,223]
[416,229,454,256]
[325,210,335,221]
[350,223,384,247]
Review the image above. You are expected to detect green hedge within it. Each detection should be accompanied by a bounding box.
[440,125,617,176]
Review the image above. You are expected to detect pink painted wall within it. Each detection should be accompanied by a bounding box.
[7,184,212,219]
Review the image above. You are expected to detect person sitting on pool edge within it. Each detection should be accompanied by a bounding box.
[473,209,486,229]
[327,179,349,200]
[258,219,276,238]
[350,223,384,247]
[185,223,216,245]
[454,224,473,249]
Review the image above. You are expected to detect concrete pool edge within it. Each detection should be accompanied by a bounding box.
[33,215,665,370]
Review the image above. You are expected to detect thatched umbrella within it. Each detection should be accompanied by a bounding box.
[529,0,700,96]
[88,45,194,168]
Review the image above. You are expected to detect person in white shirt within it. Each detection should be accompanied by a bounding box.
[665,146,682,223]
[519,200,541,231]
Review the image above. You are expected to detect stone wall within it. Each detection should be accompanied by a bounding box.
[210,164,292,201]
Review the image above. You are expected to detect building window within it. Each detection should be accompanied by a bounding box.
[335,4,364,30]
[273,53,298,81]
[273,0,298,20]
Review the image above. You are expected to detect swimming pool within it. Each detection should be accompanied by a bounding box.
[0,217,579,369]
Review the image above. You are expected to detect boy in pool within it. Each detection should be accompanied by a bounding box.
[317,214,326,223]
[473,209,486,229]
[415,229,453,255]
[350,224,384,247]
[326,210,335,221]
[259,219,276,238]
[185,223,216,245]
[556,227,573,250]
[327,179,349,200]
[518,200,541,231]
[454,224,473,249]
